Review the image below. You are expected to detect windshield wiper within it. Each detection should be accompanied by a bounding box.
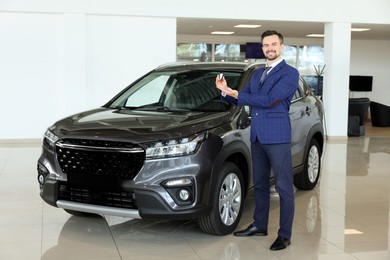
[109,105,137,110]
[110,104,190,112]
[135,105,190,112]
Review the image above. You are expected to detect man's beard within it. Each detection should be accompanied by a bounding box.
[265,51,279,61]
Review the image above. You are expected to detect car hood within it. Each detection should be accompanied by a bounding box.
[52,107,231,143]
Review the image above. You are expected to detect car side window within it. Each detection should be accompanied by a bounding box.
[292,87,303,103]
[293,89,300,101]
[291,78,310,103]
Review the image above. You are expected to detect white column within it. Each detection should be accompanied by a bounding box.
[323,22,351,139]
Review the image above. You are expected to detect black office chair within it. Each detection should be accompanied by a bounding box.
[348,98,371,136]
[370,101,390,127]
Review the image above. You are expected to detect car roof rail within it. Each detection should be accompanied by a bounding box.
[244,61,267,71]
[156,61,248,70]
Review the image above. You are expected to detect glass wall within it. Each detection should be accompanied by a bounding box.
[214,44,243,62]
[283,45,298,67]
[176,43,212,62]
[176,43,324,95]
[298,46,324,75]
[177,43,266,63]
[298,46,325,96]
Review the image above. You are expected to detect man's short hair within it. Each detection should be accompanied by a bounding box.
[261,30,284,44]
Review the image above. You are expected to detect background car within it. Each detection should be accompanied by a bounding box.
[37,62,324,235]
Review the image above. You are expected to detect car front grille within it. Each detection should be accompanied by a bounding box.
[58,183,137,209]
[55,138,145,180]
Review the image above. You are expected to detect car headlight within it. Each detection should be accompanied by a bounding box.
[145,133,206,159]
[43,129,59,148]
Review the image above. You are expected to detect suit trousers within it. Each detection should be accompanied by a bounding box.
[251,140,295,239]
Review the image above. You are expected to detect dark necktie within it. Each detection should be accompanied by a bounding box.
[260,66,272,84]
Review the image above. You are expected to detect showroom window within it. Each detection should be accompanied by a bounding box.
[214,44,243,62]
[298,46,325,96]
[177,43,249,62]
[176,43,324,95]
[176,43,323,67]
[282,45,299,67]
[298,46,324,74]
[176,43,212,62]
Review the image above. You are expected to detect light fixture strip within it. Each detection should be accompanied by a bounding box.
[351,28,371,32]
[307,28,371,37]
[211,31,235,35]
[234,24,261,28]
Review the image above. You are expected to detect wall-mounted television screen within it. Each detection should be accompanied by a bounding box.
[349,75,373,92]
[244,42,265,59]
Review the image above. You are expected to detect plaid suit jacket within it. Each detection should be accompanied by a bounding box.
[237,60,299,144]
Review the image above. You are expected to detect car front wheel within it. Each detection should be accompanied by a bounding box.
[294,139,321,190]
[198,162,244,235]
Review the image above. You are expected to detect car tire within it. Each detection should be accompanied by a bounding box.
[198,162,244,235]
[294,139,321,190]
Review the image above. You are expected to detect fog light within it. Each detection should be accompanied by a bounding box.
[38,174,45,185]
[37,163,49,187]
[178,189,190,201]
[162,178,195,206]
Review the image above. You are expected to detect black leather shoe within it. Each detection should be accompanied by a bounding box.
[270,236,291,251]
[233,223,267,237]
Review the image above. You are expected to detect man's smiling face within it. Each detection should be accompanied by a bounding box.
[262,34,284,61]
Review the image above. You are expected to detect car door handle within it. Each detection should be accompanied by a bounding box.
[305,106,312,115]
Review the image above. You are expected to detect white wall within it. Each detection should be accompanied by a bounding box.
[2,0,389,24]
[1,0,389,140]
[0,12,66,139]
[85,15,176,107]
[0,12,176,140]
[349,40,390,106]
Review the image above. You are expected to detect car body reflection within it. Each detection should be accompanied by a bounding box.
[41,189,321,259]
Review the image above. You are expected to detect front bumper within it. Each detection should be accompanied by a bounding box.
[37,139,220,220]
[57,200,141,218]
[39,174,211,220]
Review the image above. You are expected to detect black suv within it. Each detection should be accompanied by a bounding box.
[37,62,324,235]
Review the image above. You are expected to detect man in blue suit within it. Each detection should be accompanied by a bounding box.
[216,30,299,251]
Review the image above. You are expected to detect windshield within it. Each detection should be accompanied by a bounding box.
[109,70,242,112]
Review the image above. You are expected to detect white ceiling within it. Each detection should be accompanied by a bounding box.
[177,18,390,41]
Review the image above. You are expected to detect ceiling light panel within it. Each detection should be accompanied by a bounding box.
[306,34,324,38]
[211,31,235,35]
[234,24,261,28]
[351,28,371,32]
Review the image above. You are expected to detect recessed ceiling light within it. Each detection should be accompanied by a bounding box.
[351,28,371,32]
[344,229,364,235]
[307,28,371,38]
[234,24,261,28]
[306,34,324,38]
[211,31,235,35]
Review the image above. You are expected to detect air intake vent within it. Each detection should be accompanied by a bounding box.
[56,139,145,180]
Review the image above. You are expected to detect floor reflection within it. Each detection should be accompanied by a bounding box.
[2,136,390,259]
[40,187,323,259]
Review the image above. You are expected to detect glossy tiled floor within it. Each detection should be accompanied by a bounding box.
[1,130,390,259]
